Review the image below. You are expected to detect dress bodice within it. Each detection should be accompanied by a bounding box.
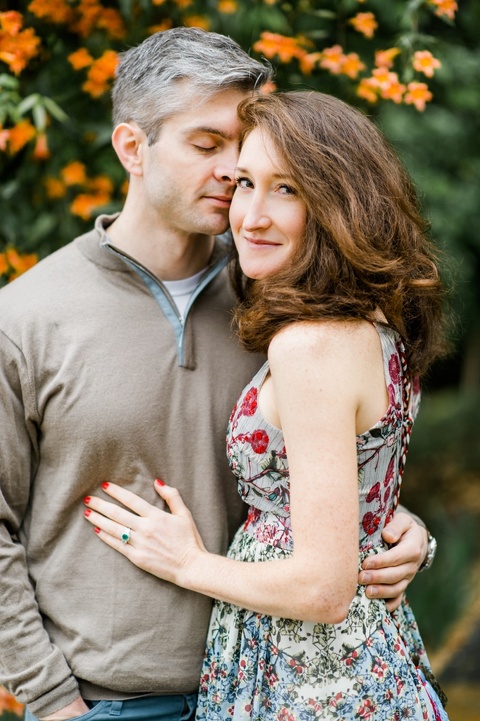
[226,322,421,552]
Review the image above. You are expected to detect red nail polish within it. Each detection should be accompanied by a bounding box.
[101,482,110,490]
[84,509,92,517]
[94,527,101,534]
[155,478,165,486]
[84,496,91,504]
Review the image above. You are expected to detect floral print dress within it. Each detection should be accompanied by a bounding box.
[196,324,449,721]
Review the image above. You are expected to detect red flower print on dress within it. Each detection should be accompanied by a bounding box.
[239,387,258,417]
[387,383,396,406]
[362,511,381,535]
[357,698,376,719]
[384,455,395,486]
[389,352,401,384]
[366,482,381,503]
[249,429,269,454]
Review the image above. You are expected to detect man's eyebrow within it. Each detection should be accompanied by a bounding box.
[184,126,236,140]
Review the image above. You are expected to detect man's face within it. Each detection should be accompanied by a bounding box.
[140,87,249,239]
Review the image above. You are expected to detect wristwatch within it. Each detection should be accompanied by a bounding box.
[419,531,437,572]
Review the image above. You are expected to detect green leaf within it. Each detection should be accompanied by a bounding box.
[33,104,47,132]
[312,10,337,20]
[17,94,40,116]
[0,74,19,91]
[42,97,69,123]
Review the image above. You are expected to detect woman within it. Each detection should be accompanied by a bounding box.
[84,92,449,720]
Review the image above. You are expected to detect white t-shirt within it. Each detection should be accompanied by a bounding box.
[163,267,207,319]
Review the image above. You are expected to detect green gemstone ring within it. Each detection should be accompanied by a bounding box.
[120,527,131,544]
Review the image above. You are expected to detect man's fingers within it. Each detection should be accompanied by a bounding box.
[362,549,406,571]
[381,511,412,545]
[386,594,405,612]
[359,564,415,587]
[365,580,409,601]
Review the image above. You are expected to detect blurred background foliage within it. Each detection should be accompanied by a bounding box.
[0,0,479,717]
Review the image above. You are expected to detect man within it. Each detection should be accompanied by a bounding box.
[0,28,433,721]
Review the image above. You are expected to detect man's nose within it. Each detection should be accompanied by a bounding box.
[214,146,239,184]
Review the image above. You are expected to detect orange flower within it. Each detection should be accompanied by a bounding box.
[8,119,36,154]
[375,47,401,69]
[348,13,378,38]
[299,52,322,75]
[69,0,123,39]
[175,0,193,7]
[96,8,126,40]
[0,127,10,151]
[82,80,103,98]
[349,12,378,38]
[253,32,308,63]
[33,132,50,160]
[412,50,441,78]
[0,686,24,714]
[148,19,173,33]
[404,81,433,111]
[88,175,114,194]
[0,17,41,75]
[428,0,457,20]
[380,78,406,103]
[68,47,93,70]
[0,10,23,34]
[313,47,364,78]
[357,77,379,104]
[319,45,345,75]
[152,0,167,4]
[45,177,67,198]
[68,0,101,37]
[372,67,398,89]
[369,69,406,103]
[184,16,211,30]
[28,0,73,23]
[70,192,111,220]
[259,80,277,95]
[0,254,8,276]
[61,161,87,186]
[340,52,365,79]
[6,248,38,277]
[82,50,118,98]
[218,0,237,12]
[89,50,118,81]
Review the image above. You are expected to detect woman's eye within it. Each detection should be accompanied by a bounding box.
[279,184,296,195]
[235,177,253,189]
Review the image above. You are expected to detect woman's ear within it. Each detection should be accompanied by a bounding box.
[111,122,144,177]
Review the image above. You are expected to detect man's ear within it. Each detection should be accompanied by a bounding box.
[111,123,145,177]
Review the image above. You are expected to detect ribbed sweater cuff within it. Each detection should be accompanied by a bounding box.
[25,675,80,719]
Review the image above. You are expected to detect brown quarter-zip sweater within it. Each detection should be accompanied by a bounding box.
[0,215,264,717]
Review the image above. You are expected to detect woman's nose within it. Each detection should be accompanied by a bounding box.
[242,197,271,231]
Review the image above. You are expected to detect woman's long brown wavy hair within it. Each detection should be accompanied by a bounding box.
[230,91,448,375]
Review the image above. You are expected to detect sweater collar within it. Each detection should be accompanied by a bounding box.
[76,213,232,277]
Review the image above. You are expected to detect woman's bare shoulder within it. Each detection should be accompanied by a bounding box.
[267,319,377,364]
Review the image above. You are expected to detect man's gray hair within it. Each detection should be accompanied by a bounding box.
[112,27,272,144]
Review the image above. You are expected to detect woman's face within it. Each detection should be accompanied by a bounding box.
[229,128,307,280]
